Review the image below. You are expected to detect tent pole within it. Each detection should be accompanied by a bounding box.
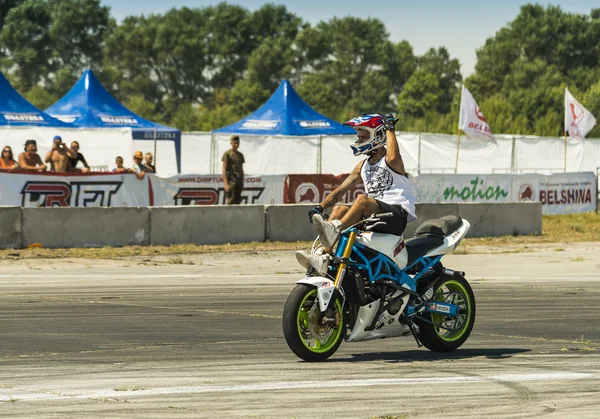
[211,132,216,174]
[153,127,157,170]
[417,132,422,175]
[318,135,322,174]
[510,136,516,174]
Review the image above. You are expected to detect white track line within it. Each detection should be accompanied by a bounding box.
[0,372,597,402]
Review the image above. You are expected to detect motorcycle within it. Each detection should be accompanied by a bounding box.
[283,212,476,362]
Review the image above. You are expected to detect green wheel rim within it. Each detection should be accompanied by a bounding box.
[431,279,472,342]
[296,288,343,353]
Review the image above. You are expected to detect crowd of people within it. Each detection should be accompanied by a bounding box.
[2,134,248,204]
[0,136,157,177]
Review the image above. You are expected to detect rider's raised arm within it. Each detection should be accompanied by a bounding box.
[383,116,407,176]
[319,160,364,209]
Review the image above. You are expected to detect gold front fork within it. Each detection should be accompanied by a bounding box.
[333,230,356,289]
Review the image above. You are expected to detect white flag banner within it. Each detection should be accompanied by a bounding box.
[458,85,497,144]
[565,88,596,140]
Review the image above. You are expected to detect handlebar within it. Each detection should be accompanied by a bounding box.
[374,212,393,218]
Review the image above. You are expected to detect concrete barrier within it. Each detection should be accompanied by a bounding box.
[265,203,541,242]
[151,205,265,246]
[0,206,22,249]
[458,202,542,238]
[265,204,323,242]
[13,203,542,249]
[22,207,150,248]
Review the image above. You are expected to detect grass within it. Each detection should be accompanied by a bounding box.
[0,213,598,260]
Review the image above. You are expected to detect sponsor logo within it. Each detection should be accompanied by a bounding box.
[298,120,331,128]
[393,240,405,257]
[474,105,488,123]
[519,184,534,201]
[321,291,330,301]
[100,116,138,124]
[54,116,77,123]
[429,303,450,313]
[21,181,122,207]
[443,176,509,202]
[3,113,44,122]
[295,183,319,203]
[173,187,264,205]
[540,189,592,205]
[241,120,278,129]
[137,131,177,140]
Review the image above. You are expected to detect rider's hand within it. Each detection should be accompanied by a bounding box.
[308,205,323,223]
[383,114,399,131]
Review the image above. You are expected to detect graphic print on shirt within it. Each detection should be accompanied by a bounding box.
[364,165,393,199]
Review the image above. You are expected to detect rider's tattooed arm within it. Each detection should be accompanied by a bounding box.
[384,129,407,176]
[319,160,363,208]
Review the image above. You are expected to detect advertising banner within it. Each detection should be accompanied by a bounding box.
[284,174,365,204]
[0,172,149,207]
[1,172,595,214]
[414,173,597,214]
[152,174,285,206]
[286,173,597,214]
[512,172,596,214]
[0,172,286,207]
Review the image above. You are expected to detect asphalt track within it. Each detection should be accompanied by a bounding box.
[1,244,599,418]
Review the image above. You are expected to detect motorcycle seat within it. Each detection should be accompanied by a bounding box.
[414,215,463,237]
[404,235,444,267]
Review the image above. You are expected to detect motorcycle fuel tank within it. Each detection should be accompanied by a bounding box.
[356,231,408,269]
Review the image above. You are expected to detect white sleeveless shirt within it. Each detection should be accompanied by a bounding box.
[361,155,417,221]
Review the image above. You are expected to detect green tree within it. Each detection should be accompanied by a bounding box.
[296,16,410,120]
[397,70,440,118]
[418,47,462,114]
[0,0,52,91]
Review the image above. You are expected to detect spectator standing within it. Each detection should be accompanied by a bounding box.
[0,146,19,171]
[112,156,130,173]
[143,152,156,173]
[131,150,146,180]
[68,141,90,173]
[45,136,76,173]
[18,140,47,172]
[221,135,245,205]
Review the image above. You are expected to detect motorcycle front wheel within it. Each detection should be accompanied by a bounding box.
[282,284,344,362]
[415,274,476,352]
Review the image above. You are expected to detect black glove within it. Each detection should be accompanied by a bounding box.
[382,114,399,131]
[308,205,323,223]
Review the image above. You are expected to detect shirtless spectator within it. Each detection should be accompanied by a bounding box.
[0,146,19,171]
[144,152,156,173]
[45,136,76,173]
[18,140,47,172]
[131,150,146,180]
[68,141,90,173]
[112,156,131,173]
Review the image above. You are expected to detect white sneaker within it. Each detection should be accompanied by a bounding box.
[312,214,341,249]
[295,250,329,276]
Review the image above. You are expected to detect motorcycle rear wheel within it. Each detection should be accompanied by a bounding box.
[415,274,476,352]
[282,284,344,362]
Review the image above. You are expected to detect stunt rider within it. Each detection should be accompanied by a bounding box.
[296,114,417,275]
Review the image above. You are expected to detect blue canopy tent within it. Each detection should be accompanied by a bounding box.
[46,69,182,172]
[214,80,355,136]
[0,72,71,127]
[212,80,354,174]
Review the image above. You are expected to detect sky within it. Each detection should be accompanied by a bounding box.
[101,0,599,77]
